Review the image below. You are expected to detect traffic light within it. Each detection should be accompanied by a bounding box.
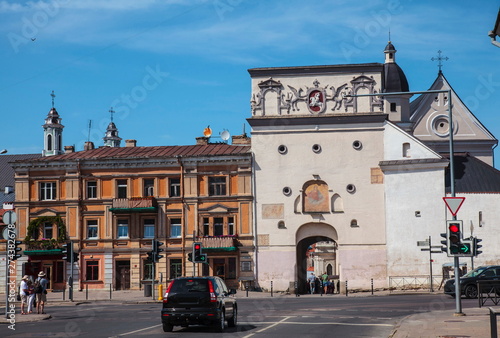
[473,237,483,256]
[447,221,461,255]
[73,252,79,263]
[152,240,164,262]
[193,242,207,263]
[440,232,448,253]
[446,221,473,257]
[62,242,73,262]
[188,252,193,262]
[11,240,23,261]
[147,251,155,261]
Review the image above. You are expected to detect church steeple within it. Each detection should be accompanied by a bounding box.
[42,91,64,156]
[103,107,122,147]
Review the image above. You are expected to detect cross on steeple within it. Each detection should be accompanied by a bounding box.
[431,50,449,73]
[50,90,56,108]
[109,107,115,122]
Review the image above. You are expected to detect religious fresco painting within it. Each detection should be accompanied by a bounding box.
[303,181,329,213]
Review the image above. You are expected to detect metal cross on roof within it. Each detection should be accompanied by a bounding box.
[431,50,449,73]
[50,90,56,108]
[109,107,115,122]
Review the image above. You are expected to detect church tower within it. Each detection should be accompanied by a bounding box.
[103,107,122,147]
[382,41,412,130]
[42,91,64,157]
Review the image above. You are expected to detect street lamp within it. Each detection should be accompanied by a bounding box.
[0,149,7,154]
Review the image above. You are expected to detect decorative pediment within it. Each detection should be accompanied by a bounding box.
[200,204,235,213]
[258,77,283,89]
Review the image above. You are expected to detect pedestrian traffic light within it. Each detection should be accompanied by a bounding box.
[193,242,207,263]
[62,242,73,262]
[473,237,483,256]
[152,240,164,262]
[11,240,23,260]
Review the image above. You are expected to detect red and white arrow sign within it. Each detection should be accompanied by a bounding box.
[443,197,465,216]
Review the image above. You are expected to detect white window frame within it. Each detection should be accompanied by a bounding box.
[117,219,129,238]
[87,220,98,239]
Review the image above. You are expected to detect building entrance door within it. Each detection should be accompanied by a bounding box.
[115,261,130,290]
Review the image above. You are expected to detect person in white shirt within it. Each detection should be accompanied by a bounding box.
[19,275,29,315]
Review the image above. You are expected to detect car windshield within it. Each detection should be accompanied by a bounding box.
[462,267,488,278]
[170,279,209,293]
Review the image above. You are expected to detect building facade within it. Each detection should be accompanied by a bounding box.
[11,136,253,291]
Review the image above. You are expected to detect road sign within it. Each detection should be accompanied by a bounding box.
[443,197,465,216]
[2,210,17,224]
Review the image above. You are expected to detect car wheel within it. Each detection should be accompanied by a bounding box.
[227,307,237,328]
[464,285,478,299]
[215,310,225,332]
[162,323,173,332]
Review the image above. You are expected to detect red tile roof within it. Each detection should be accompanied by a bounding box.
[26,144,251,162]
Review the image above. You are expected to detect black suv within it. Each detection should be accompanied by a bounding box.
[444,265,500,298]
[161,276,237,332]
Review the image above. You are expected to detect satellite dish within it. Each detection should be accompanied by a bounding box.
[220,130,230,141]
[203,126,212,137]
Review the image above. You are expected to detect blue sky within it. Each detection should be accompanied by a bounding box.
[1,1,499,161]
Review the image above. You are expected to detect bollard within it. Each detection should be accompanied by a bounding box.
[246,286,249,297]
[158,284,163,301]
[271,281,273,297]
[371,278,374,295]
[346,280,348,296]
[110,284,112,300]
[86,284,89,300]
[63,288,66,301]
[295,281,299,297]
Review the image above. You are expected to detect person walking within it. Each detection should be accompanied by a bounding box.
[308,273,316,294]
[26,277,36,314]
[19,275,30,315]
[35,271,49,314]
[321,272,329,294]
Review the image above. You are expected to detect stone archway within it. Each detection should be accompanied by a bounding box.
[296,223,338,294]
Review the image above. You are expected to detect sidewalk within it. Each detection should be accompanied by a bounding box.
[1,289,498,337]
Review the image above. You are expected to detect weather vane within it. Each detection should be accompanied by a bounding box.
[109,107,115,122]
[50,90,56,108]
[431,50,449,73]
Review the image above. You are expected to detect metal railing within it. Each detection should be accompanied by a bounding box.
[478,281,500,308]
[389,276,441,292]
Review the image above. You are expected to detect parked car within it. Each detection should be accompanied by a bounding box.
[444,265,500,298]
[161,276,237,332]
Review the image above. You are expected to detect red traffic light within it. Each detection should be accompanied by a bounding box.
[448,224,460,233]
[194,244,201,250]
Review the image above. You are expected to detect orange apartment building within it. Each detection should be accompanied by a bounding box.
[11,135,254,291]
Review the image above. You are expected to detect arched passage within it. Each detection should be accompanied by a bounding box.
[296,223,338,294]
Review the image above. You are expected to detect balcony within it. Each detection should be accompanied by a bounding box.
[198,235,238,252]
[24,238,64,256]
[110,197,158,213]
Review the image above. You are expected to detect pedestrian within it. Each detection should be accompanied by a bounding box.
[27,277,36,314]
[321,272,329,294]
[336,280,340,294]
[308,273,316,294]
[35,271,48,314]
[19,275,30,315]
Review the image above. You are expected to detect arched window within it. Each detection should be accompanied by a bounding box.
[47,134,53,151]
[332,194,344,213]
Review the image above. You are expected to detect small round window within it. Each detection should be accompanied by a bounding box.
[312,144,321,153]
[353,140,362,150]
[278,145,288,154]
[346,184,356,193]
[283,187,292,196]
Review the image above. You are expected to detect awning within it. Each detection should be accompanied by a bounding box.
[24,249,63,256]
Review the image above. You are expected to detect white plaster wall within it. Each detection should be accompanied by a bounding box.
[384,168,447,278]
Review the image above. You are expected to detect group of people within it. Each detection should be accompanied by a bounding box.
[19,271,49,315]
[308,272,340,294]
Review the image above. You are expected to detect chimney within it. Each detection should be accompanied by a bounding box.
[64,145,75,153]
[232,134,251,145]
[84,142,95,151]
[196,137,209,145]
[125,139,137,147]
